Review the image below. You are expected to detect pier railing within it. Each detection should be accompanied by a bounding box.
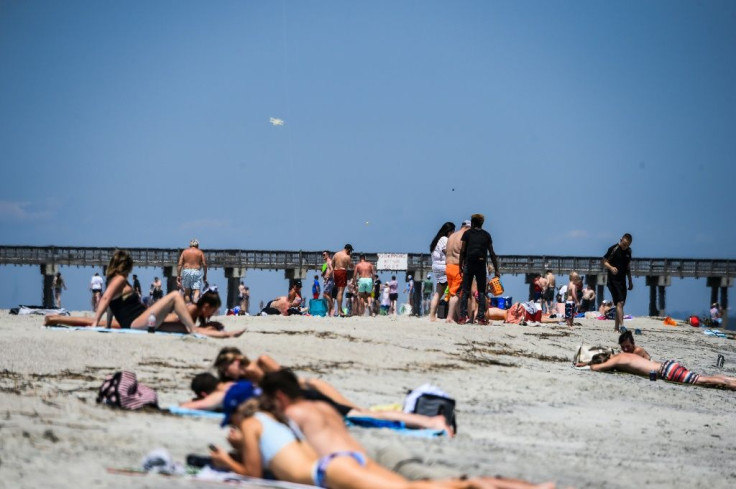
[1,246,734,278]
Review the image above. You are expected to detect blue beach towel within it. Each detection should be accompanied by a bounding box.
[167,405,225,419]
[345,415,447,437]
[44,326,207,339]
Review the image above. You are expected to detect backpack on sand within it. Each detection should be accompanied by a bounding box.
[96,371,158,410]
[404,384,457,433]
[573,345,616,365]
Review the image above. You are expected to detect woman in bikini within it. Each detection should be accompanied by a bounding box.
[210,347,453,435]
[210,396,554,489]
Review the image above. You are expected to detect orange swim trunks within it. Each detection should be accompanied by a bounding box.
[446,263,462,296]
[334,269,348,288]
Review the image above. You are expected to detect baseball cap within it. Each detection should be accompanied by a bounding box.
[221,381,256,427]
[462,220,471,227]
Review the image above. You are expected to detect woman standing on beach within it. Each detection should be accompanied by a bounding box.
[428,222,455,321]
[52,272,66,308]
[89,250,243,338]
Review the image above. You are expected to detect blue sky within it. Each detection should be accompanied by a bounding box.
[1,1,734,318]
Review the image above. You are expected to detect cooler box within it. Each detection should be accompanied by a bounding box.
[309,298,328,317]
[490,296,512,309]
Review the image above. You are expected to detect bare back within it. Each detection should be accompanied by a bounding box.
[286,400,365,457]
[333,250,352,270]
[445,228,468,265]
[546,272,556,289]
[179,247,205,269]
[593,352,661,376]
[354,261,374,279]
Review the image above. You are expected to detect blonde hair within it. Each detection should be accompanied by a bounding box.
[106,250,133,281]
[214,348,251,381]
[190,238,199,248]
[569,271,581,282]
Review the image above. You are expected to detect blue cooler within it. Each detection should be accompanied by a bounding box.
[492,296,512,309]
[309,298,328,317]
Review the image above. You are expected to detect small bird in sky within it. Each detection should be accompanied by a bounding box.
[269,117,285,126]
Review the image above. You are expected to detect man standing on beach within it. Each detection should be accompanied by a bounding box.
[332,244,354,317]
[602,233,633,332]
[445,220,470,323]
[132,274,142,297]
[178,238,208,304]
[459,214,500,325]
[354,254,375,317]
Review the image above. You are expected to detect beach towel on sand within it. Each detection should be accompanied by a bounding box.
[45,325,207,339]
[164,407,447,437]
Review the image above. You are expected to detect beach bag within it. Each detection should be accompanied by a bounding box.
[403,384,457,433]
[96,371,158,410]
[573,345,615,365]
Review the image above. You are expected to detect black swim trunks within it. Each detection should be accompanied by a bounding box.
[302,388,352,417]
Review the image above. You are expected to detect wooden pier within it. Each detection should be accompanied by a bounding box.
[1,245,732,323]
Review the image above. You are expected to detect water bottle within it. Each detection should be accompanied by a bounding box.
[147,313,156,334]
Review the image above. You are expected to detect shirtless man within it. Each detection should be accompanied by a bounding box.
[543,270,556,314]
[354,254,375,317]
[321,251,335,317]
[445,220,470,323]
[178,238,208,303]
[287,279,303,306]
[260,296,301,316]
[332,244,354,317]
[261,369,554,489]
[618,330,650,360]
[580,284,596,312]
[576,352,736,390]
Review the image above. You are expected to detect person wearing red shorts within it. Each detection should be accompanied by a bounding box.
[332,244,353,317]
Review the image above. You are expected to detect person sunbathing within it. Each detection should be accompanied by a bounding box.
[212,347,454,435]
[210,379,555,489]
[44,289,237,336]
[576,352,736,390]
[61,250,244,338]
[617,331,650,360]
[259,296,302,316]
[179,372,234,411]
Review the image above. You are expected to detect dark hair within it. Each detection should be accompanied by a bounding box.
[429,222,456,253]
[344,244,353,252]
[359,253,366,260]
[191,372,219,397]
[323,250,331,255]
[197,291,222,309]
[622,233,633,242]
[618,330,634,345]
[391,275,396,280]
[471,213,485,228]
[260,369,303,400]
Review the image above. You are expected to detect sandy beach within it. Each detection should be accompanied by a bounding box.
[1,311,735,489]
